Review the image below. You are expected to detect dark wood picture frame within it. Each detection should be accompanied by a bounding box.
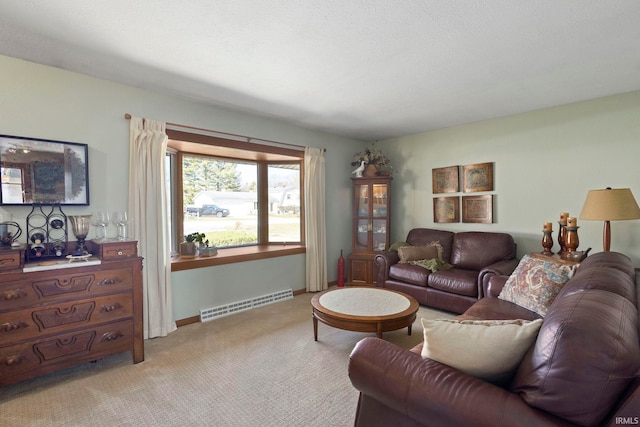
[433,196,460,223]
[462,162,493,193]
[432,166,459,194]
[462,195,493,223]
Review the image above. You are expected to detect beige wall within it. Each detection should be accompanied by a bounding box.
[0,55,358,320]
[1,54,639,321]
[382,90,640,264]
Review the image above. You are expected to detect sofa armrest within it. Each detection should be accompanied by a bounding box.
[348,337,572,427]
[374,251,399,286]
[483,274,510,298]
[478,258,519,298]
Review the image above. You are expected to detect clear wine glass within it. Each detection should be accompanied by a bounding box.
[112,211,129,240]
[92,211,110,240]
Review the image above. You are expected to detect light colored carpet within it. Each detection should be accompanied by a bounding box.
[0,291,455,427]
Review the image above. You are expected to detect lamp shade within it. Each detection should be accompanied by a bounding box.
[579,188,640,221]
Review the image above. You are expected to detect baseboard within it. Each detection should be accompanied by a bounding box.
[176,288,307,327]
[176,316,200,327]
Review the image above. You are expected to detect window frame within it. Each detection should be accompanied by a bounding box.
[166,129,306,271]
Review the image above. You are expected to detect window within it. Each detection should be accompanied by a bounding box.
[267,163,301,243]
[166,129,305,269]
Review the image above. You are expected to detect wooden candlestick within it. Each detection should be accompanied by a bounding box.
[558,221,567,254]
[565,226,579,253]
[541,231,554,255]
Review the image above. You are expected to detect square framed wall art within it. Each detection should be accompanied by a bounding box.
[433,196,460,223]
[462,162,493,193]
[462,195,493,223]
[432,166,459,194]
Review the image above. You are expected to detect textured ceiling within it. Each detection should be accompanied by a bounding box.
[1,1,639,141]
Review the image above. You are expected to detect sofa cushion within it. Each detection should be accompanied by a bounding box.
[428,269,478,297]
[421,318,543,383]
[449,232,516,270]
[389,264,430,287]
[405,228,455,262]
[574,250,635,278]
[512,290,640,427]
[460,297,541,322]
[397,243,442,264]
[498,255,575,316]
[408,258,452,272]
[557,266,636,305]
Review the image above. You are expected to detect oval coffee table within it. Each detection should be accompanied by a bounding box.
[311,287,419,340]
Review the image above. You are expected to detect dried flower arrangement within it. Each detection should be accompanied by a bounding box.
[351,143,393,172]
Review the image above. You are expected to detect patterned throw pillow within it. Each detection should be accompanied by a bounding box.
[498,255,576,316]
[397,241,443,263]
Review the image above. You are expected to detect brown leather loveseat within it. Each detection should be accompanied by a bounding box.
[349,251,640,426]
[375,228,518,313]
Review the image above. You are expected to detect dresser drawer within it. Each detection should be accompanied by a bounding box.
[0,267,134,312]
[90,240,138,260]
[0,293,133,345]
[0,250,23,271]
[0,318,134,386]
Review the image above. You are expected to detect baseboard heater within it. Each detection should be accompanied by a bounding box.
[199,288,293,323]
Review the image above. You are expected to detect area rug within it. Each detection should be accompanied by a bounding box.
[0,291,454,426]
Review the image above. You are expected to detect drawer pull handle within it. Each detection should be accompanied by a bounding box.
[3,289,27,300]
[3,355,23,366]
[102,331,124,342]
[2,321,28,332]
[101,303,124,313]
[98,277,122,286]
[117,250,123,256]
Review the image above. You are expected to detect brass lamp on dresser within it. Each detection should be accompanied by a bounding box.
[347,176,392,286]
[0,239,143,386]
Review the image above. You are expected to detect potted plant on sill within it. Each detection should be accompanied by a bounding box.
[180,232,205,258]
[180,232,217,257]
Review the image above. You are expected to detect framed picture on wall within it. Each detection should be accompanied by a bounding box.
[0,134,89,205]
[433,196,460,223]
[432,166,459,194]
[462,195,493,223]
[462,162,493,193]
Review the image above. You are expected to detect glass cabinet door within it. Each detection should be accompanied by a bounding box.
[352,179,390,253]
[355,219,369,251]
[348,176,392,286]
[354,184,370,251]
[372,183,389,251]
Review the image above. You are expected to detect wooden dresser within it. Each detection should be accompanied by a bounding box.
[0,240,143,386]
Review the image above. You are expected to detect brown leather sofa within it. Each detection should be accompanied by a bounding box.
[375,228,518,314]
[349,251,640,427]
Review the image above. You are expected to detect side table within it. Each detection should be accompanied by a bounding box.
[530,251,587,266]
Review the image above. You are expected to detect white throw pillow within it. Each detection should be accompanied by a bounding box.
[421,318,543,383]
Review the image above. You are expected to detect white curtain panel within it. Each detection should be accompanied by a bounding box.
[304,147,328,292]
[128,117,176,339]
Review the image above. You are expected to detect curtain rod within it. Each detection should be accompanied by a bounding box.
[124,113,325,152]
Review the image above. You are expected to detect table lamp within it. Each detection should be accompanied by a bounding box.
[579,187,640,251]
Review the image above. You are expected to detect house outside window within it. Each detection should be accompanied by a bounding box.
[165,129,304,258]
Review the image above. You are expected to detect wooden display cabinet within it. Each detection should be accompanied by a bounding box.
[347,176,392,286]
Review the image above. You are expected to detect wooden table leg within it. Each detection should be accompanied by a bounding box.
[376,323,382,339]
[313,315,318,341]
[408,324,412,335]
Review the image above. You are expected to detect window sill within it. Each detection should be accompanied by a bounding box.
[170,244,306,272]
